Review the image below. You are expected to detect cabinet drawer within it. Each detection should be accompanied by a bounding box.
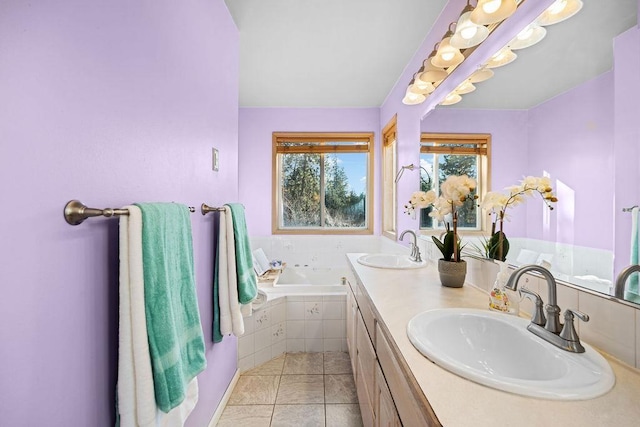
[376,364,401,427]
[355,281,376,341]
[356,355,375,427]
[376,324,439,427]
[356,310,377,404]
[346,288,358,375]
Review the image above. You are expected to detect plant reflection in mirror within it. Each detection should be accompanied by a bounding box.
[481,176,558,261]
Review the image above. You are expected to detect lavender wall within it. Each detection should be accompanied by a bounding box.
[421,108,530,237]
[238,108,380,235]
[526,72,615,251]
[0,1,239,425]
[613,27,640,275]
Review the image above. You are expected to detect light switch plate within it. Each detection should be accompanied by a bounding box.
[212,147,219,171]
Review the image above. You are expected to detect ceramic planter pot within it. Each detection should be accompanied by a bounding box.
[438,259,467,288]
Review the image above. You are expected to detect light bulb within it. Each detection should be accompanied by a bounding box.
[548,0,568,15]
[471,0,516,25]
[538,0,582,25]
[518,27,534,40]
[451,8,489,49]
[460,26,478,40]
[469,67,494,83]
[440,92,462,106]
[485,47,517,68]
[442,52,455,61]
[483,0,502,14]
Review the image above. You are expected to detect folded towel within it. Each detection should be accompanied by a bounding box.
[118,205,157,426]
[135,203,206,413]
[627,207,640,303]
[118,205,201,426]
[226,203,257,304]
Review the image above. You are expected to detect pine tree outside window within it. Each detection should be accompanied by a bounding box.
[272,132,374,234]
[419,133,490,231]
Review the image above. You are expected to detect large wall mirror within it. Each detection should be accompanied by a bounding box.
[419,1,640,304]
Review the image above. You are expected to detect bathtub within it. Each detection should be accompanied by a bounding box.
[259,265,348,299]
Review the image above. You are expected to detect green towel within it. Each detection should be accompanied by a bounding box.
[213,214,223,343]
[135,203,207,412]
[226,203,257,304]
[626,208,640,303]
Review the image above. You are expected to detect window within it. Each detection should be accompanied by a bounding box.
[419,133,490,231]
[272,132,374,234]
[382,116,398,240]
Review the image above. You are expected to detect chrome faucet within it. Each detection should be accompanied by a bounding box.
[613,264,640,299]
[505,264,589,353]
[399,229,422,263]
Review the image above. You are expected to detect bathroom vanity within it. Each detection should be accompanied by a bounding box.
[346,254,640,426]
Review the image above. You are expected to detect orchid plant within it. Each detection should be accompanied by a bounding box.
[481,176,558,261]
[405,175,478,262]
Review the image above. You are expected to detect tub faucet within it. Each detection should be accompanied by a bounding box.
[399,229,422,263]
[614,264,640,299]
[505,264,589,353]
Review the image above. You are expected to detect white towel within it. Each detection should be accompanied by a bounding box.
[118,205,199,427]
[218,207,245,336]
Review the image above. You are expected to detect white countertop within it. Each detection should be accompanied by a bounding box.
[347,253,640,427]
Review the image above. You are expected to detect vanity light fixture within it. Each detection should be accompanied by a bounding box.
[537,0,583,26]
[450,2,490,49]
[402,79,427,105]
[431,26,465,69]
[440,92,463,106]
[484,46,517,68]
[401,0,583,106]
[410,68,436,94]
[470,0,517,26]
[455,80,476,95]
[509,23,547,50]
[418,53,449,84]
[469,67,494,83]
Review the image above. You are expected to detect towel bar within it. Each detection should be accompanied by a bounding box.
[201,203,226,215]
[623,205,639,212]
[64,200,196,225]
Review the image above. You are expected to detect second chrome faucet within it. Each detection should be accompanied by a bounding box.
[399,229,423,263]
[505,264,589,353]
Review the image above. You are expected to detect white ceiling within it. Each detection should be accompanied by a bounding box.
[225,0,637,109]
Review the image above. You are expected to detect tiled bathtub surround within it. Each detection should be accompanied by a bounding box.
[239,295,347,372]
[239,235,404,372]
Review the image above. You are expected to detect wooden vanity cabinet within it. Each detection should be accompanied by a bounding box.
[346,278,440,427]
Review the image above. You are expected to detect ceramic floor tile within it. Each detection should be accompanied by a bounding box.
[325,374,358,404]
[217,405,273,427]
[323,352,352,374]
[227,375,280,405]
[244,354,286,376]
[276,374,325,404]
[271,404,325,427]
[325,404,363,427]
[283,352,324,374]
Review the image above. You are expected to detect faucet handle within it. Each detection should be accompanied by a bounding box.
[520,287,546,326]
[560,308,589,344]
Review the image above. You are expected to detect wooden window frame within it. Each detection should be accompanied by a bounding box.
[382,115,398,240]
[272,132,374,235]
[419,132,491,233]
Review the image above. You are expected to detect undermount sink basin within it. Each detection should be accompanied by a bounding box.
[407,308,615,400]
[357,253,426,269]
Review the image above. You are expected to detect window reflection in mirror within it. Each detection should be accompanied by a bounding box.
[419,133,490,231]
